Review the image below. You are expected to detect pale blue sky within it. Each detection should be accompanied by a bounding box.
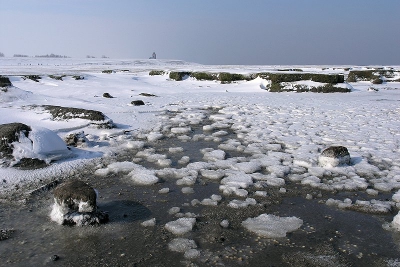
[0,0,399,65]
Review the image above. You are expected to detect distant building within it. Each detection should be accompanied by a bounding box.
[149,52,156,59]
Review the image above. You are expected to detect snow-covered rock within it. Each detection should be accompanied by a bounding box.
[10,125,71,165]
[318,146,350,167]
[50,180,108,226]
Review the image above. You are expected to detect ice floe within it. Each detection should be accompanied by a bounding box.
[242,214,303,238]
[165,217,196,235]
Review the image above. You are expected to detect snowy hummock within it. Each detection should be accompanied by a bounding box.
[12,126,71,164]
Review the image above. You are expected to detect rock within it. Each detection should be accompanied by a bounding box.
[42,105,114,129]
[0,229,14,241]
[64,131,88,147]
[139,93,157,97]
[0,123,31,156]
[0,76,12,88]
[103,92,113,98]
[51,255,60,261]
[131,100,145,106]
[318,146,350,167]
[13,158,47,169]
[50,180,108,226]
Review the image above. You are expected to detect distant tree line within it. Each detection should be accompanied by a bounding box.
[35,53,70,58]
[1,53,109,58]
[87,55,109,58]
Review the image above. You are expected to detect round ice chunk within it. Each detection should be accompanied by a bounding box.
[168,238,197,252]
[141,218,156,227]
[391,211,400,231]
[242,214,303,238]
[128,168,159,185]
[165,218,196,235]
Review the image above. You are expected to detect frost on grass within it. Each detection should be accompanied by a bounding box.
[242,214,303,238]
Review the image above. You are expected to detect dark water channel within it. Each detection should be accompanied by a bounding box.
[1,119,400,266]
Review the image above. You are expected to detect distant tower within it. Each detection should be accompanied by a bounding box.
[150,52,156,59]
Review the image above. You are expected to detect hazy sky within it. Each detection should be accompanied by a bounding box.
[1,0,399,65]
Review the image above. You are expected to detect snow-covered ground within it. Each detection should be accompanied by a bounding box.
[1,58,400,265]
